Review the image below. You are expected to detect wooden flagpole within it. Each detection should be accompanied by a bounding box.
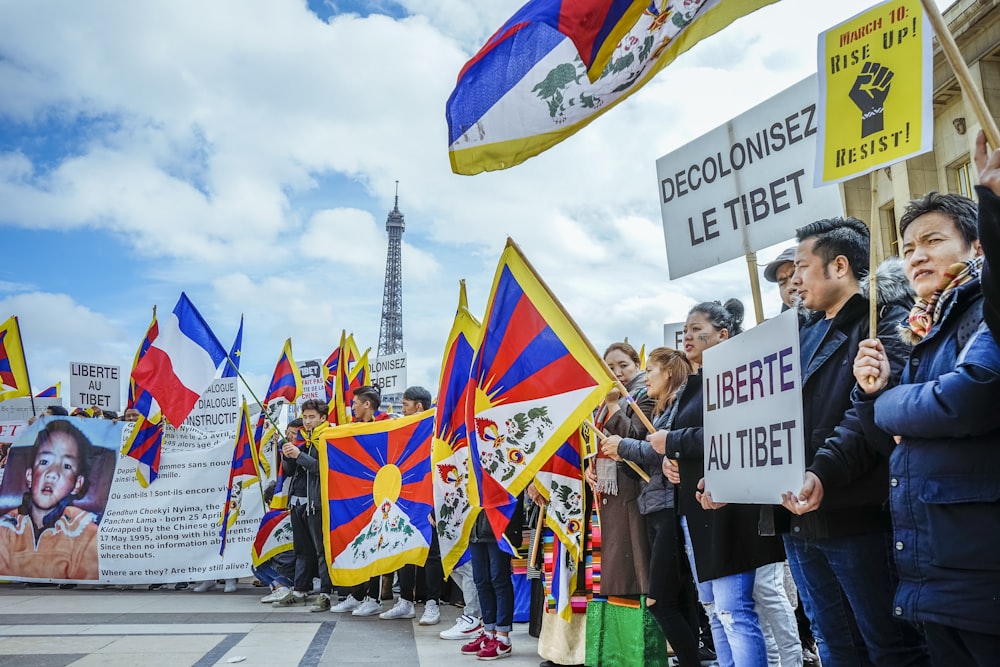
[746,252,766,325]
[584,419,651,483]
[920,0,1000,148]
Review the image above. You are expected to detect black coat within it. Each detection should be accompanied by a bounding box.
[797,274,911,539]
[667,374,785,582]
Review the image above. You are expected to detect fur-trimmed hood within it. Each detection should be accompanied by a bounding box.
[860,256,914,309]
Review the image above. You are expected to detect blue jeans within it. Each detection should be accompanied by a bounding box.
[681,517,768,667]
[253,561,293,589]
[470,541,514,633]
[784,532,929,667]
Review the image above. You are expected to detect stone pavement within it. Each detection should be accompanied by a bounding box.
[0,582,545,667]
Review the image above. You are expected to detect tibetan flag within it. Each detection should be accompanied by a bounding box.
[221,315,244,378]
[252,410,274,478]
[0,316,31,402]
[433,281,483,576]
[334,333,361,424]
[319,410,434,586]
[122,413,165,487]
[251,508,294,566]
[468,239,614,544]
[639,343,646,370]
[131,293,226,426]
[36,382,61,398]
[264,339,302,407]
[127,308,160,418]
[323,345,341,403]
[220,399,261,554]
[543,532,583,622]
[533,432,585,563]
[343,347,371,413]
[447,0,776,175]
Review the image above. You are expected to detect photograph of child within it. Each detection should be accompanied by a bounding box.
[0,417,117,581]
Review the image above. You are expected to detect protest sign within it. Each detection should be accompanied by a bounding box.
[297,359,324,407]
[663,322,685,350]
[656,75,842,280]
[372,352,407,406]
[701,308,804,503]
[816,0,932,184]
[181,377,239,433]
[0,403,262,583]
[69,362,121,413]
[0,397,61,422]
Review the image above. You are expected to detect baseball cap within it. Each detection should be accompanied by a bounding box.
[763,247,797,283]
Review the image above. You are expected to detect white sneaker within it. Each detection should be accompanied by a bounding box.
[351,596,383,617]
[261,586,290,603]
[330,594,362,613]
[379,598,415,620]
[419,599,441,625]
[192,580,218,593]
[223,579,237,593]
[439,614,483,640]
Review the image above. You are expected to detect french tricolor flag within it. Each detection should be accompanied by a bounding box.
[131,293,227,426]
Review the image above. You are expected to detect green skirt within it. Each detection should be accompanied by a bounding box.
[585,597,669,667]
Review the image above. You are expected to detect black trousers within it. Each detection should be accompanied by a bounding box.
[925,621,1000,667]
[290,501,331,594]
[645,508,700,667]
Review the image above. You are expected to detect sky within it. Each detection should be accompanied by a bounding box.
[0,0,951,410]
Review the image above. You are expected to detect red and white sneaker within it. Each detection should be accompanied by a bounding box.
[460,632,489,656]
[477,637,511,660]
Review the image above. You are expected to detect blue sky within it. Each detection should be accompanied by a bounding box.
[0,0,942,411]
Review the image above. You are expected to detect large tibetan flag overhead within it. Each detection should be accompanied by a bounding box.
[447,0,776,175]
[433,281,483,576]
[319,410,434,586]
[264,339,302,407]
[0,316,30,402]
[131,294,226,426]
[468,239,614,541]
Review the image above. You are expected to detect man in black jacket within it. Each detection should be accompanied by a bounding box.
[779,217,928,666]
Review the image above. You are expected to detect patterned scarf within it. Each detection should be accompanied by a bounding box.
[903,256,982,344]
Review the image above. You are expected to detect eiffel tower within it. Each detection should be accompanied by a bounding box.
[376,183,405,405]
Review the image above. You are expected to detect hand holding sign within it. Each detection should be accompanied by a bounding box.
[781,471,825,515]
[695,477,727,510]
[850,61,894,137]
[854,339,890,394]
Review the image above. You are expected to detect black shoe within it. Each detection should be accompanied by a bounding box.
[698,641,717,665]
[58,583,77,590]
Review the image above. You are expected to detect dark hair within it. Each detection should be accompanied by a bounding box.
[45,405,69,416]
[102,410,118,420]
[898,191,978,248]
[402,386,432,410]
[795,217,870,281]
[29,419,93,498]
[287,418,304,429]
[689,298,745,337]
[602,341,640,366]
[299,399,328,417]
[645,347,693,415]
[353,385,382,410]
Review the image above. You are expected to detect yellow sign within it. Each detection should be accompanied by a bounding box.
[816,0,932,184]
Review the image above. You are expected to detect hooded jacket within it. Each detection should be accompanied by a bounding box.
[792,258,913,539]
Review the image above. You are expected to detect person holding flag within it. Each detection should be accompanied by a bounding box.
[275,399,334,611]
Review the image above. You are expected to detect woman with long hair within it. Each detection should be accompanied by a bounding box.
[651,300,785,667]
[600,347,701,667]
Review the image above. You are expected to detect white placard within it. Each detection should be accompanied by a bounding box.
[371,353,407,399]
[663,322,685,350]
[297,359,324,407]
[656,75,843,279]
[69,362,122,412]
[0,398,62,422]
[181,377,239,434]
[701,308,804,503]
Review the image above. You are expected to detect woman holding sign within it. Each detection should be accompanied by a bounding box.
[600,347,700,667]
[650,300,784,667]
